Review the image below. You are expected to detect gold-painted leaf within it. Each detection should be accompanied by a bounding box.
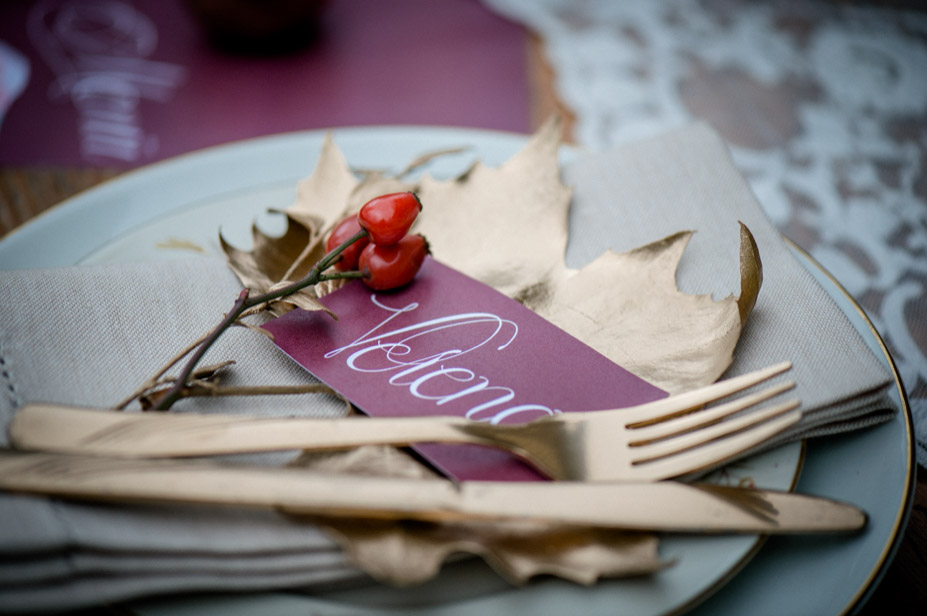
[225,117,764,587]
[483,526,666,585]
[222,133,418,308]
[736,221,763,325]
[532,226,761,394]
[393,146,470,179]
[312,517,665,587]
[262,280,333,317]
[414,117,571,298]
[220,213,331,316]
[289,444,440,481]
[288,133,360,231]
[413,116,761,393]
[343,176,414,214]
[286,447,665,586]
[220,212,315,293]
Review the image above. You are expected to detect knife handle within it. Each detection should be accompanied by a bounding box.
[9,403,481,458]
[0,450,867,534]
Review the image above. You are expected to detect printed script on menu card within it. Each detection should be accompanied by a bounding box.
[264,258,667,481]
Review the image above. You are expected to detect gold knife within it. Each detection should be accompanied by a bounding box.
[0,450,865,534]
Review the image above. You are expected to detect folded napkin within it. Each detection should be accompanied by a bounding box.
[0,124,896,612]
[562,124,896,446]
[0,258,366,613]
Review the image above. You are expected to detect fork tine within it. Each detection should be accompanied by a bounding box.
[622,361,792,425]
[630,398,800,462]
[627,380,795,443]
[628,407,802,481]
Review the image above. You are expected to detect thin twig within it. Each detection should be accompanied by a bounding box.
[150,228,368,411]
[183,383,338,397]
[114,330,214,409]
[319,271,363,283]
[153,289,251,410]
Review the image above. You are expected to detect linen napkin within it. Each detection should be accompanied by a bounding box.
[0,258,366,613]
[561,123,896,447]
[0,124,896,612]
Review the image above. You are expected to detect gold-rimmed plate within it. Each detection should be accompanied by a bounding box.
[0,126,911,615]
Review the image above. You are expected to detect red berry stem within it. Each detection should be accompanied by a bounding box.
[325,216,370,271]
[253,228,368,305]
[152,288,251,410]
[151,227,369,410]
[318,271,364,282]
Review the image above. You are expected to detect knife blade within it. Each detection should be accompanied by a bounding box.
[0,450,865,534]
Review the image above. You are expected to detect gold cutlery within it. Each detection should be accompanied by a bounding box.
[10,362,800,482]
[0,450,863,534]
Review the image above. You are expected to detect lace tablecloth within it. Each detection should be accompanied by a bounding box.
[486,0,927,468]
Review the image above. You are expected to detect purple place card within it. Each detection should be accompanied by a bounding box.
[263,258,667,482]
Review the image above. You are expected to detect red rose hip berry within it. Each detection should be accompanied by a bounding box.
[325,215,370,271]
[359,234,430,290]
[358,192,422,246]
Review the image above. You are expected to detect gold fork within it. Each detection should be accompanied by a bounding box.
[9,362,800,482]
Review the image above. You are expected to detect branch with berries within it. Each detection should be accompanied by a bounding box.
[121,193,429,411]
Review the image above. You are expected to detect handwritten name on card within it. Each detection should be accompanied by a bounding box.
[263,258,666,481]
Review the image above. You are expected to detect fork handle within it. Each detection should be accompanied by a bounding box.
[9,403,486,458]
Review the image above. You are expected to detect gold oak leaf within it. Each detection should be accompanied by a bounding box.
[220,213,313,290]
[223,116,760,387]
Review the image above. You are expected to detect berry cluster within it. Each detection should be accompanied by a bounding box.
[325,192,429,290]
[142,193,430,410]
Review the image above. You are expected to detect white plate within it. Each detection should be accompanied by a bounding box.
[0,127,912,615]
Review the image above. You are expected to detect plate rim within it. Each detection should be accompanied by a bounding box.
[783,238,915,614]
[0,124,537,249]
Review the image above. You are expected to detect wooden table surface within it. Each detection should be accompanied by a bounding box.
[1,30,924,616]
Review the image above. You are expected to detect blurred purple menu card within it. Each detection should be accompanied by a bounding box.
[0,0,529,168]
[263,258,667,481]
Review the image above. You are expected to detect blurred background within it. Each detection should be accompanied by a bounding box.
[0,0,531,176]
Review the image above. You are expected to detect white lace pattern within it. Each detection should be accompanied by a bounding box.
[485,0,927,466]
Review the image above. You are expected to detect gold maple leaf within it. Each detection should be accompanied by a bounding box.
[413,116,760,393]
[221,134,419,312]
[285,445,666,585]
[224,116,762,584]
